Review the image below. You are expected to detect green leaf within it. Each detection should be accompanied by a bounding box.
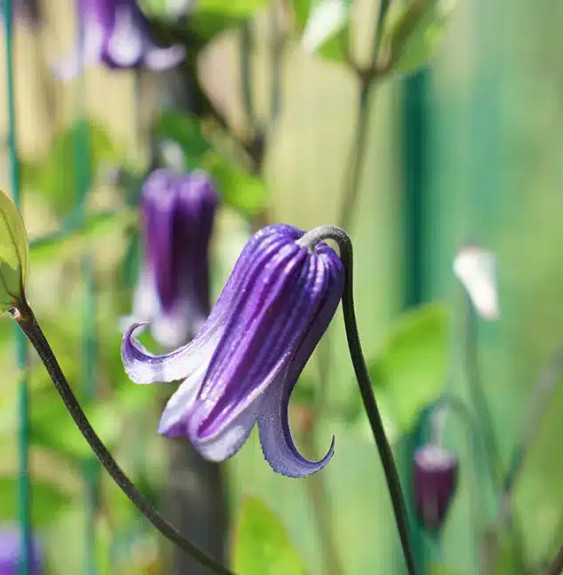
[301,0,352,63]
[0,477,71,525]
[157,111,269,217]
[428,566,461,575]
[30,210,136,265]
[0,189,29,311]
[232,496,307,575]
[368,303,450,434]
[385,0,456,75]
[21,120,120,218]
[202,152,268,217]
[196,0,265,16]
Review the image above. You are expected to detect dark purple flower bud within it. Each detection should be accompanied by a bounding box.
[57,0,185,79]
[122,224,344,477]
[414,444,459,531]
[128,168,217,348]
[0,528,42,575]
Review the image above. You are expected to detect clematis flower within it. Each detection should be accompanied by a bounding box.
[122,224,344,477]
[127,168,217,349]
[57,0,185,80]
[413,444,459,531]
[0,527,42,575]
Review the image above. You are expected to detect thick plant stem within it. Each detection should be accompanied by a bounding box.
[13,300,234,575]
[547,545,563,575]
[298,226,417,575]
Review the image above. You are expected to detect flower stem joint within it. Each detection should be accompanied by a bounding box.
[122,224,344,477]
[413,444,459,532]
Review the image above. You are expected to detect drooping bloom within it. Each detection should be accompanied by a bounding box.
[57,0,185,79]
[122,224,344,477]
[0,528,42,575]
[128,168,218,349]
[413,444,459,531]
[453,245,499,320]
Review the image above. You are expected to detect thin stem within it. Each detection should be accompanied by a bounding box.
[547,545,563,575]
[298,226,417,575]
[300,430,344,575]
[13,301,234,575]
[464,294,502,492]
[338,78,374,231]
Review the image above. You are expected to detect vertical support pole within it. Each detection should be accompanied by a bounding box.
[3,2,32,573]
[400,68,431,572]
[72,11,98,572]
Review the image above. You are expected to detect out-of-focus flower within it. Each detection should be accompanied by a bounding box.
[453,245,499,320]
[413,444,459,531]
[127,168,217,349]
[0,527,42,575]
[57,0,185,79]
[0,0,41,26]
[122,224,344,477]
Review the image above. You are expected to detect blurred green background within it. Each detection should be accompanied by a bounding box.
[0,0,562,574]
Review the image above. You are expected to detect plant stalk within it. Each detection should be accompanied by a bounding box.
[13,300,234,575]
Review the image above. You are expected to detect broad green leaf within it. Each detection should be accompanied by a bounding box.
[202,152,269,217]
[231,496,307,575]
[384,0,456,75]
[0,477,71,525]
[292,0,311,31]
[21,120,121,218]
[0,189,29,311]
[368,303,450,434]
[301,0,352,62]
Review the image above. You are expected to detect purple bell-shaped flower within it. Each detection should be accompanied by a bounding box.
[57,0,185,79]
[127,168,218,349]
[0,528,42,575]
[122,224,344,477]
[413,444,459,531]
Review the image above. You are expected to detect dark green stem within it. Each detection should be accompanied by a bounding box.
[298,226,417,575]
[3,2,32,574]
[14,301,234,575]
[547,545,563,575]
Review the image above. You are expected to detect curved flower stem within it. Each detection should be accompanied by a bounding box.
[298,226,417,575]
[547,545,563,575]
[12,300,234,575]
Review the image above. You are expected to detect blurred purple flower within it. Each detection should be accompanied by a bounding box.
[127,168,218,349]
[57,0,185,79]
[414,444,459,531]
[122,224,344,477]
[0,528,42,575]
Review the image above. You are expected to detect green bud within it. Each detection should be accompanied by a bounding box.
[0,189,29,312]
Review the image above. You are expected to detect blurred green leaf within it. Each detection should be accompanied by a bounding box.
[368,303,450,434]
[384,0,456,75]
[0,477,70,525]
[30,210,136,265]
[301,0,352,63]
[0,189,29,311]
[429,566,461,575]
[196,0,265,15]
[157,111,269,217]
[21,120,121,218]
[231,496,307,575]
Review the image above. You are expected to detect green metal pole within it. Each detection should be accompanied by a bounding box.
[3,1,32,573]
[400,68,431,572]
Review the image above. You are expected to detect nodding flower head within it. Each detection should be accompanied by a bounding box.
[57,0,185,79]
[0,527,43,575]
[413,444,459,531]
[122,224,345,477]
[128,168,217,349]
